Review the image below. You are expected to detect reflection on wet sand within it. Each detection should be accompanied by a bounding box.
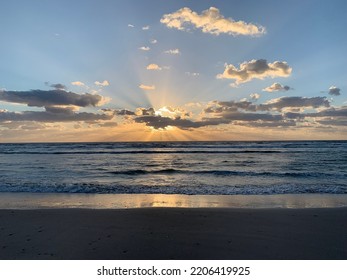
[1,193,347,209]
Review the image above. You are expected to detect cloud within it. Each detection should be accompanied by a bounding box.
[205,100,257,113]
[146,64,162,71]
[285,106,347,126]
[250,93,260,100]
[217,59,292,84]
[160,7,266,36]
[135,115,229,130]
[139,46,150,51]
[328,86,341,96]
[139,84,155,90]
[94,80,109,87]
[0,108,113,123]
[150,39,157,44]
[185,72,200,76]
[99,101,347,130]
[310,106,347,117]
[263,83,292,92]
[71,81,85,87]
[97,122,118,128]
[207,96,330,113]
[0,89,106,107]
[128,24,135,28]
[164,49,180,55]
[113,109,136,116]
[316,117,347,126]
[142,25,150,30]
[136,107,155,116]
[50,83,67,90]
[261,96,330,111]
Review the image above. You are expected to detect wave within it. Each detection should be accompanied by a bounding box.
[0,150,284,155]
[0,182,346,195]
[104,168,346,179]
[108,168,178,175]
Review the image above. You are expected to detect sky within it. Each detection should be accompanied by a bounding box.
[0,0,346,142]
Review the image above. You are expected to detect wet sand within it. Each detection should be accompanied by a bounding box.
[1,207,347,259]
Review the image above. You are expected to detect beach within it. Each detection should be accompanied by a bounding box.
[1,206,347,260]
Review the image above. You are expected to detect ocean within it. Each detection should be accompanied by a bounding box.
[0,141,346,195]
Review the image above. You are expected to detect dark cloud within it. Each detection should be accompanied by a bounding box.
[233,120,296,127]
[136,107,155,116]
[205,97,330,114]
[0,89,104,107]
[135,111,283,130]
[310,106,347,117]
[44,106,75,114]
[316,117,347,126]
[135,115,229,130]
[130,97,337,130]
[210,111,283,122]
[207,100,258,112]
[0,109,113,123]
[284,112,306,119]
[259,96,330,111]
[328,86,341,96]
[50,83,67,90]
[114,109,136,116]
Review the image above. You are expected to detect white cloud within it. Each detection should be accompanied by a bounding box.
[128,24,135,28]
[142,25,150,30]
[217,59,292,85]
[250,93,260,100]
[150,39,157,44]
[139,46,150,51]
[94,80,110,87]
[146,64,162,71]
[160,7,266,36]
[263,83,292,92]
[71,81,85,87]
[185,72,200,76]
[139,84,155,90]
[164,49,181,55]
[328,86,341,96]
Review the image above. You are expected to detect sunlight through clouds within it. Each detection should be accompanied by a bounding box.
[0,1,346,141]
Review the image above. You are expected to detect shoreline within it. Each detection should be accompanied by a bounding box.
[2,193,346,259]
[0,193,347,209]
[1,207,347,259]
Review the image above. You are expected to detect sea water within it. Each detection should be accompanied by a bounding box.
[0,141,346,195]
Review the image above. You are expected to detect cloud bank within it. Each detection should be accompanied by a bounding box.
[0,109,113,123]
[0,89,105,107]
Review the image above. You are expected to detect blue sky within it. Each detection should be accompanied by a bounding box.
[0,0,346,141]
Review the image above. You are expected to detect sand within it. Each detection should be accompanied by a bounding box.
[1,207,347,260]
